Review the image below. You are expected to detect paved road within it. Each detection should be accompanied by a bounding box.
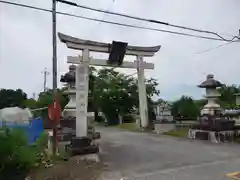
[98,127,240,180]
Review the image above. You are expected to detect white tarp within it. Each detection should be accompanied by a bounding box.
[0,107,33,124]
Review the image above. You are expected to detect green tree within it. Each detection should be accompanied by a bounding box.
[217,85,240,108]
[93,68,160,125]
[36,89,69,118]
[24,98,38,109]
[171,96,200,120]
[0,89,27,109]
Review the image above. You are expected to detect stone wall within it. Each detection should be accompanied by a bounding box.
[154,123,175,134]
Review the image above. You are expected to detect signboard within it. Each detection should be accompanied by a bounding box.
[48,98,61,122]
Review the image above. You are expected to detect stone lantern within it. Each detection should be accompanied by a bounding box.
[188,74,240,143]
[60,64,77,118]
[198,74,224,116]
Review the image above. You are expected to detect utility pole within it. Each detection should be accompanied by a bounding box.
[52,0,58,155]
[42,68,50,92]
[32,93,36,100]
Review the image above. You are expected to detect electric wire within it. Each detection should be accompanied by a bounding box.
[0,0,235,42]
[57,0,240,42]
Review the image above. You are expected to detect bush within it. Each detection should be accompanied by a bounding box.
[0,128,37,180]
[0,128,48,180]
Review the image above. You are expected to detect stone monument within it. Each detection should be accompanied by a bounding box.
[60,65,99,155]
[198,74,223,116]
[189,74,240,143]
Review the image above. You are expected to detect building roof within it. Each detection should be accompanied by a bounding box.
[198,74,224,88]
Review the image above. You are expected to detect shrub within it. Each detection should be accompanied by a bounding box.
[0,128,37,180]
[0,127,49,180]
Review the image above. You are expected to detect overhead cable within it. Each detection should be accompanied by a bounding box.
[57,0,240,42]
[0,0,235,42]
[194,40,239,55]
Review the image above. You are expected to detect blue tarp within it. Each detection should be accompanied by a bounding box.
[0,117,44,144]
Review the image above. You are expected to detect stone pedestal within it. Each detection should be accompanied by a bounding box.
[188,129,240,143]
[63,89,76,118]
[65,137,99,156]
[154,123,175,134]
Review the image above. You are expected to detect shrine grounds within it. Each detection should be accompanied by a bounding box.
[99,126,240,180]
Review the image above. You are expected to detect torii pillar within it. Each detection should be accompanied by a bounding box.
[58,32,161,136]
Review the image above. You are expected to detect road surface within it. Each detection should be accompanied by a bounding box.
[99,127,240,180]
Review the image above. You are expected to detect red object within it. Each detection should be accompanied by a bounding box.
[48,104,54,121]
[48,96,61,123]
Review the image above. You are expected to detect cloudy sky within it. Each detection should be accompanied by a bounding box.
[0,0,239,100]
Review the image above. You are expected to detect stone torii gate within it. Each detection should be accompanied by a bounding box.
[58,33,161,137]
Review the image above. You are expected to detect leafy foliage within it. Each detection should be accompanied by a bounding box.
[93,68,160,125]
[36,89,69,118]
[171,96,200,120]
[0,128,49,180]
[170,85,240,120]
[24,98,38,109]
[217,85,240,109]
[0,128,37,179]
[0,89,27,109]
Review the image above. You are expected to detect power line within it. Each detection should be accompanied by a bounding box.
[174,40,239,61]
[194,40,239,55]
[98,0,116,25]
[91,0,116,35]
[0,0,231,42]
[57,0,240,42]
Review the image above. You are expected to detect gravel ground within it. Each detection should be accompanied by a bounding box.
[29,157,103,180]
[98,126,240,180]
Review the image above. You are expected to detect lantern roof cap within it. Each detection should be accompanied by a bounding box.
[198,74,224,88]
[60,65,76,83]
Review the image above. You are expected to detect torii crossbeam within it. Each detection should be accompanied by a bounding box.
[58,32,161,137]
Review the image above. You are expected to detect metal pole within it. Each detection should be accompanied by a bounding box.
[44,70,47,92]
[42,68,50,92]
[52,0,58,155]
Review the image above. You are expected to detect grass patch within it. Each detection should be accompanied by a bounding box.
[117,123,139,132]
[163,127,189,138]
